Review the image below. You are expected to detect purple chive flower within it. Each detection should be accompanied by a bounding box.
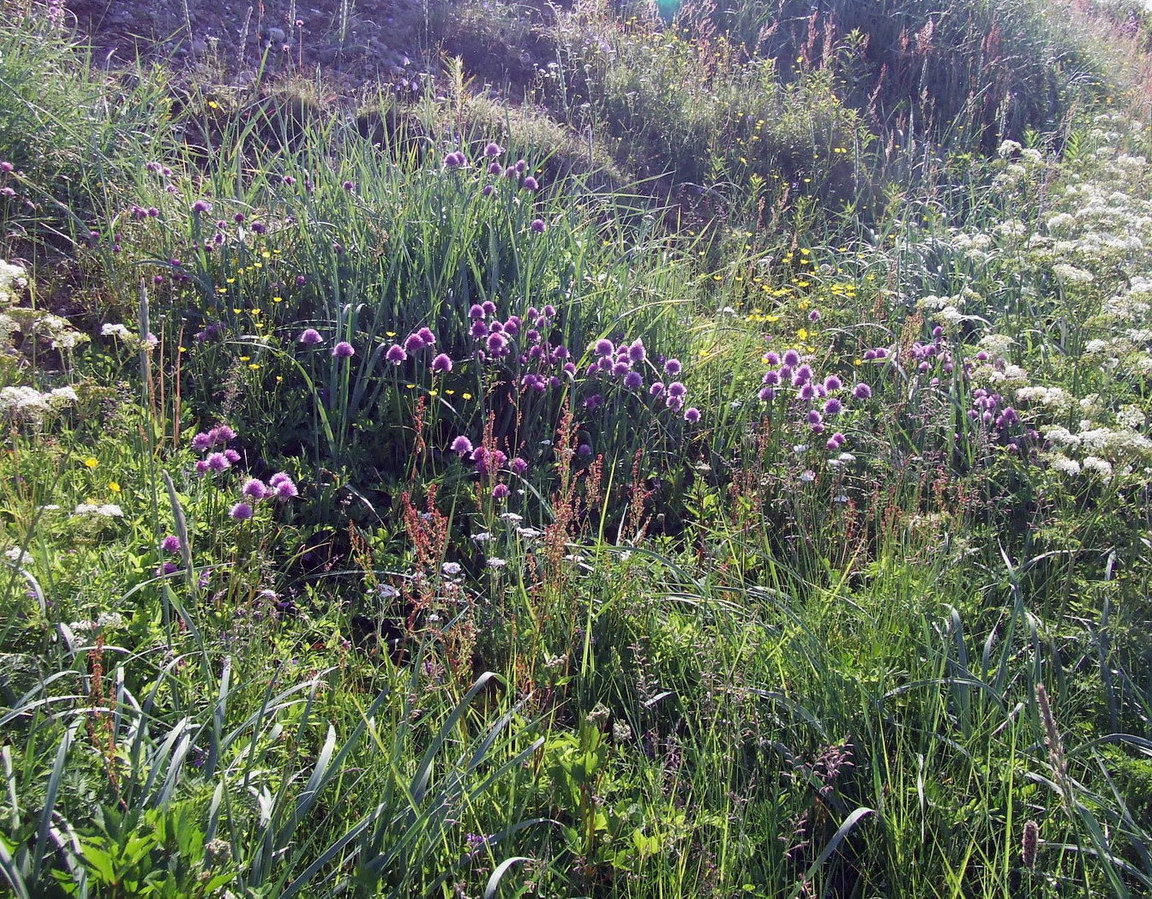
[530,219,546,233]
[272,476,298,498]
[824,375,842,391]
[763,370,781,386]
[612,361,632,377]
[624,370,644,389]
[799,383,816,401]
[664,358,682,376]
[206,452,231,472]
[229,502,254,520]
[510,457,528,475]
[158,561,179,576]
[764,351,781,365]
[667,381,686,398]
[759,386,776,401]
[333,341,355,358]
[242,478,269,499]
[403,332,426,353]
[215,424,237,442]
[431,353,453,373]
[666,395,684,412]
[223,449,240,464]
[417,327,436,345]
[628,340,646,362]
[385,344,407,364]
[594,338,614,356]
[487,162,502,176]
[295,275,307,287]
[808,310,821,322]
[451,436,473,457]
[823,398,842,415]
[469,304,486,319]
[577,443,592,457]
[194,460,210,475]
[484,142,503,157]
[522,176,539,191]
[782,349,801,367]
[684,407,701,423]
[853,383,872,399]
[161,535,181,553]
[191,432,212,451]
[343,180,355,191]
[807,410,823,426]
[481,300,497,316]
[251,221,266,234]
[486,332,508,354]
[492,483,510,500]
[299,328,324,345]
[650,382,665,396]
[191,199,212,214]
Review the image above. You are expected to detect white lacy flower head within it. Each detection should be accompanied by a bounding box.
[0,259,27,306]
[1082,456,1113,479]
[997,139,1022,159]
[1116,405,1146,430]
[101,323,132,339]
[1048,454,1081,476]
[978,334,1014,358]
[73,503,124,518]
[1052,263,1094,284]
[1044,426,1080,449]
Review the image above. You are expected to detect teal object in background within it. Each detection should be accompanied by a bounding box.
[656,0,681,21]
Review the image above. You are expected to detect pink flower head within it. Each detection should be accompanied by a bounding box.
[530,219,546,233]
[667,381,686,398]
[385,344,407,364]
[782,349,801,367]
[664,358,682,376]
[417,327,436,345]
[299,328,324,345]
[627,339,646,362]
[492,483,510,500]
[272,476,298,498]
[594,338,614,356]
[223,449,240,464]
[431,353,453,373]
[522,176,539,191]
[161,535,181,553]
[684,407,701,423]
[451,435,474,457]
[510,457,528,475]
[242,478,270,499]
[229,502,254,520]
[206,452,231,472]
[853,383,872,400]
[403,332,426,353]
[332,341,355,358]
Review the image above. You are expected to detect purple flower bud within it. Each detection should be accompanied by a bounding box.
[667,381,686,398]
[299,328,324,345]
[242,478,269,499]
[522,176,539,191]
[431,352,453,373]
[853,383,872,399]
[161,535,181,553]
[684,407,701,423]
[594,338,614,356]
[492,483,510,500]
[530,219,546,233]
[333,341,356,358]
[230,502,254,520]
[808,310,821,322]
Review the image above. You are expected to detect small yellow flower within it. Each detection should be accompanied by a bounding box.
[239,355,251,362]
[108,482,121,493]
[248,363,261,370]
[272,296,283,303]
[84,457,99,469]
[462,392,472,400]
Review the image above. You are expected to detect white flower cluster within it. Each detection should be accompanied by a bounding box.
[73,503,124,518]
[0,384,78,420]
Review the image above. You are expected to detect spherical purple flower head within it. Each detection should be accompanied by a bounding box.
[593,338,614,357]
[251,221,267,235]
[862,349,877,361]
[191,431,212,452]
[343,180,355,191]
[612,360,632,377]
[431,352,453,373]
[206,452,231,472]
[822,375,841,392]
[583,394,602,410]
[667,381,686,398]
[764,351,781,365]
[510,457,528,475]
[504,166,519,180]
[481,300,497,316]
[664,358,682,376]
[486,332,508,355]
[798,383,816,401]
[212,424,235,443]
[758,386,776,401]
[487,162,503,176]
[242,478,270,500]
[443,151,465,168]
[852,382,872,400]
[650,381,665,396]
[808,309,821,322]
[503,317,520,337]
[161,535,181,554]
[515,159,527,174]
[807,410,823,426]
[283,175,296,186]
[299,328,324,345]
[451,435,474,457]
[484,142,504,157]
[272,476,299,499]
[522,176,539,191]
[295,274,307,287]
[229,502,254,521]
[0,161,12,173]
[159,561,180,576]
[417,327,436,346]
[194,459,210,475]
[794,364,813,384]
[666,395,684,412]
[577,443,592,457]
[191,199,212,214]
[470,320,489,339]
[823,397,842,415]
[224,449,240,463]
[782,349,801,367]
[530,219,546,233]
[763,370,781,386]
[382,344,405,365]
[627,339,646,362]
[684,407,701,423]
[403,332,426,353]
[492,483,510,500]
[624,370,644,390]
[333,341,356,358]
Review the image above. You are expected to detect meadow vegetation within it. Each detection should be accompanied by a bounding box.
[2,0,1152,895]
